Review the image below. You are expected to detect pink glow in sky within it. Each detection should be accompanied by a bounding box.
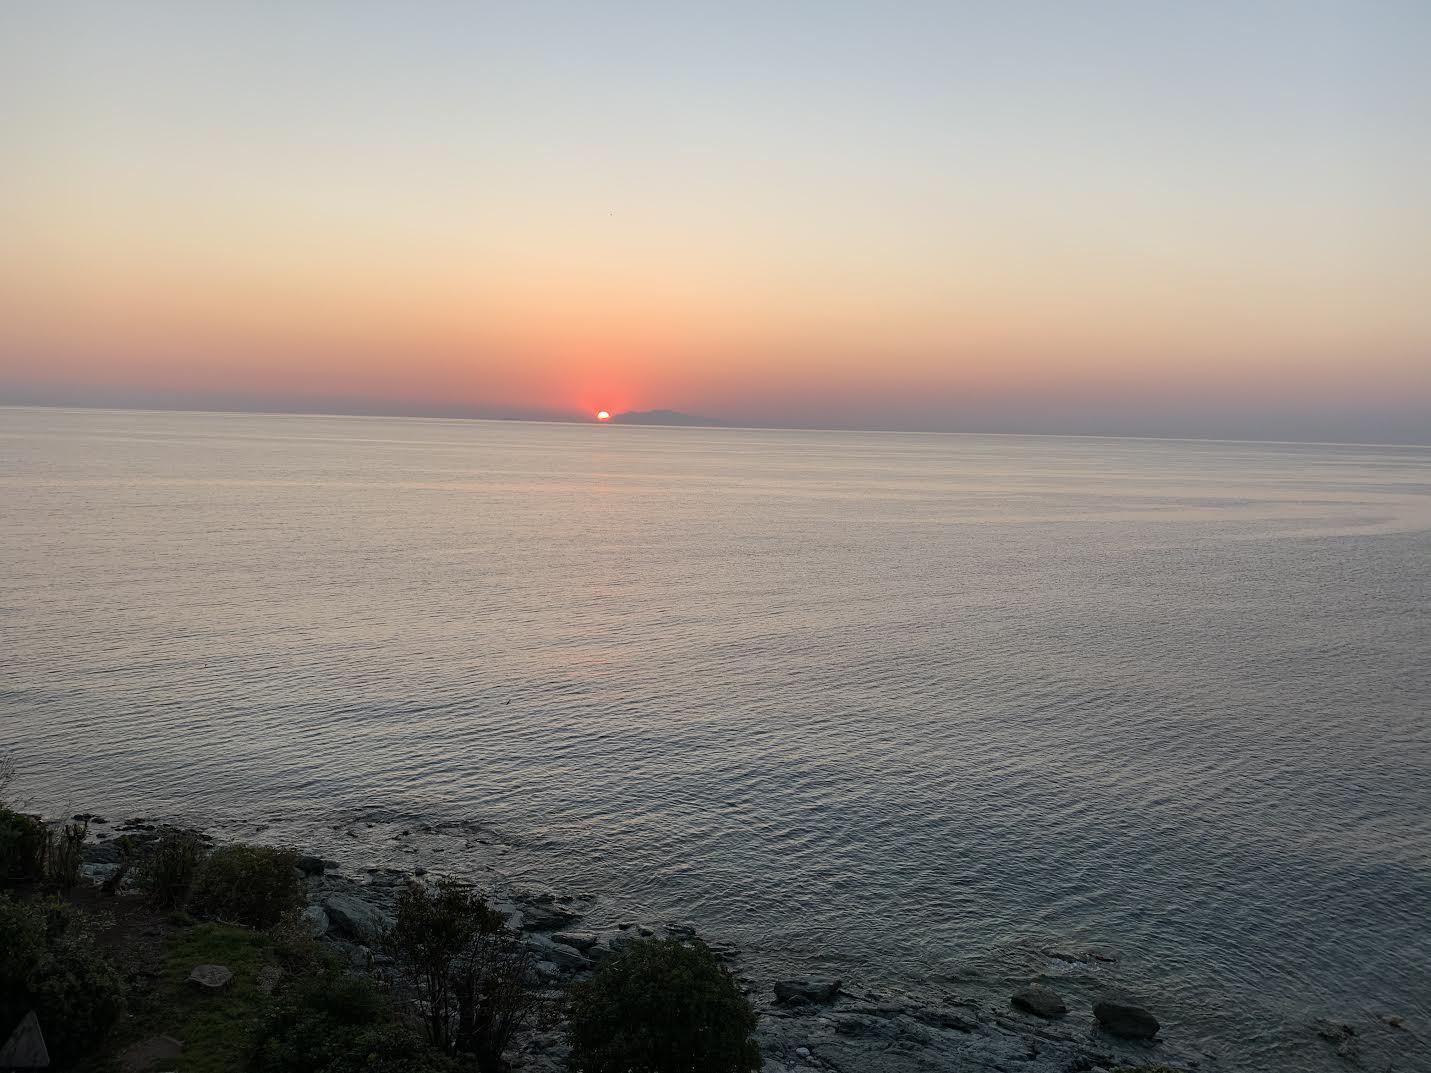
[2,3,1428,442]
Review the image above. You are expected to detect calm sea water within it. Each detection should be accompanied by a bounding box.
[3,406,1430,1070]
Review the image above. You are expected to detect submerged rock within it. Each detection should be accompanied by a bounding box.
[295,854,325,875]
[1011,986,1067,1019]
[1093,997,1159,1039]
[774,979,842,1005]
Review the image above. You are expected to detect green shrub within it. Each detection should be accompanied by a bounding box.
[0,894,125,1065]
[43,819,88,892]
[386,879,537,1069]
[251,974,456,1073]
[0,807,46,880]
[140,829,208,908]
[566,938,761,1073]
[188,844,302,928]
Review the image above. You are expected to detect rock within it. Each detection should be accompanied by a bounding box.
[515,892,584,931]
[119,1034,183,1072]
[527,936,593,972]
[1093,997,1159,1039]
[1314,1018,1356,1042]
[1377,1012,1406,1030]
[551,931,600,952]
[795,1046,811,1058]
[300,905,330,938]
[323,894,392,944]
[1011,985,1067,1019]
[187,965,234,991]
[328,940,372,972]
[1043,945,1116,964]
[0,1010,49,1069]
[917,1009,977,1032]
[774,979,842,1005]
[295,854,325,875]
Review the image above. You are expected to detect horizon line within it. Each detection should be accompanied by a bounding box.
[4,401,1429,452]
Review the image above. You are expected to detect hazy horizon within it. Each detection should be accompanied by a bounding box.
[3,2,1428,443]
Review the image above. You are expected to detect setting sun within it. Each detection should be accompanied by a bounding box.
[595,410,611,422]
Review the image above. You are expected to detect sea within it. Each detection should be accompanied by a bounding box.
[3,405,1429,1071]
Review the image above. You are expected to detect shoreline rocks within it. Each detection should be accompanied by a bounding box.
[1093,996,1160,1040]
[1010,985,1066,1019]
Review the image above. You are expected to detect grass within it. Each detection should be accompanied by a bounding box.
[159,923,278,1072]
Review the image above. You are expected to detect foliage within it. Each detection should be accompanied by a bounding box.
[0,807,48,881]
[44,818,88,892]
[140,829,209,909]
[188,844,302,928]
[0,750,14,805]
[386,879,537,1069]
[0,893,126,1066]
[250,974,456,1073]
[566,938,761,1073]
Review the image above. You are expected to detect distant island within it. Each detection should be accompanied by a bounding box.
[610,409,729,427]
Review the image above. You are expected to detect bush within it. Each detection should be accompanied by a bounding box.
[188,844,302,928]
[0,894,125,1065]
[566,938,761,1073]
[386,879,537,1069]
[43,819,88,892]
[139,829,208,908]
[0,807,46,880]
[251,973,456,1073]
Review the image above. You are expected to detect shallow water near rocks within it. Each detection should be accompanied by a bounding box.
[4,406,1430,1071]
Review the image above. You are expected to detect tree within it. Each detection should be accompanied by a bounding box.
[385,879,537,1071]
[566,938,761,1073]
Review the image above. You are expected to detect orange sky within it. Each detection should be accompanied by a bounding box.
[2,3,1428,441]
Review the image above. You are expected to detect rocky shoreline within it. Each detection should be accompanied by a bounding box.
[70,810,1418,1073]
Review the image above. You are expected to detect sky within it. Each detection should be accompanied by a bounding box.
[2,1,1428,442]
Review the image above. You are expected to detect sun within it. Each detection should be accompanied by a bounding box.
[595,410,611,422]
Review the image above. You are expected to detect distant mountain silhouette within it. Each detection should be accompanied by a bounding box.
[610,409,728,427]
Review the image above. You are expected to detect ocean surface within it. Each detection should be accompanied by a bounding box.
[3,406,1430,1071]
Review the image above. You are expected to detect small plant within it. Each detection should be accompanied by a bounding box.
[386,879,537,1069]
[43,818,88,892]
[0,806,47,880]
[0,894,125,1065]
[139,829,208,908]
[188,843,302,928]
[100,835,137,895]
[566,938,762,1073]
[251,973,456,1073]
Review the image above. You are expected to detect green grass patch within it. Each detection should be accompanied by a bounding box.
[159,922,278,1073]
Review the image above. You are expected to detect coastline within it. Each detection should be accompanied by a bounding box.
[72,810,1207,1073]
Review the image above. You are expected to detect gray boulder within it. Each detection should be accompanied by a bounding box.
[1093,997,1159,1039]
[527,936,593,972]
[1011,985,1067,1019]
[0,1011,49,1069]
[550,931,600,952]
[323,893,392,944]
[299,905,330,938]
[187,964,234,991]
[774,979,842,1005]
